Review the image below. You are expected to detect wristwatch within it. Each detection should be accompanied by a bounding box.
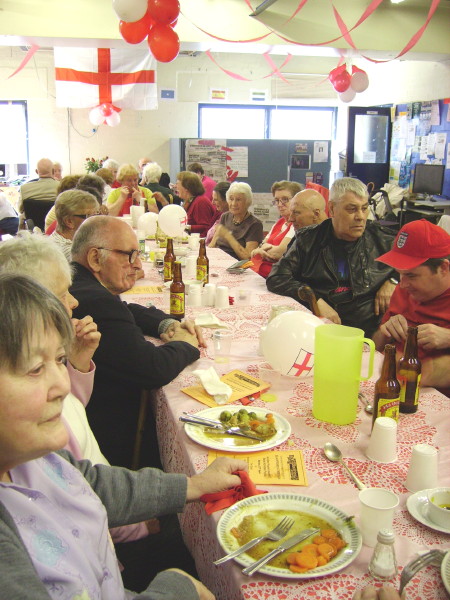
[389,277,399,285]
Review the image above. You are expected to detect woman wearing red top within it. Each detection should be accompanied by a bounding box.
[176,171,219,237]
[251,180,302,278]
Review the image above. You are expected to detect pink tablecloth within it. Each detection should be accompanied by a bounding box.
[125,245,450,600]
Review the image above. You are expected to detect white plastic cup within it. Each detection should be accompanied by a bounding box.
[188,233,200,250]
[366,417,398,463]
[188,286,202,307]
[130,205,145,228]
[405,444,438,492]
[215,286,229,308]
[185,256,197,279]
[213,330,233,363]
[204,283,216,306]
[359,487,399,547]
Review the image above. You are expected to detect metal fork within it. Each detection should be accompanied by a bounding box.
[399,549,445,595]
[214,516,294,565]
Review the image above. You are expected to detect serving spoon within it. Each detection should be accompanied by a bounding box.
[323,442,366,490]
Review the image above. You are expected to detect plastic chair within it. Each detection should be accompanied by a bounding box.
[368,189,400,230]
[305,182,330,216]
[22,199,55,231]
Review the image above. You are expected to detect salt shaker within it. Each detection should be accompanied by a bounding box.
[368,529,397,581]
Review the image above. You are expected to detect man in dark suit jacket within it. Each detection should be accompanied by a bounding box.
[70,216,202,469]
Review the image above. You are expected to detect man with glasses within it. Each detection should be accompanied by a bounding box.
[267,178,397,337]
[70,216,203,469]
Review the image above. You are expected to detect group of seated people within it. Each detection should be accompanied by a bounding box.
[0,157,448,598]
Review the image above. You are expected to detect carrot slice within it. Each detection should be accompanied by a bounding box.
[317,543,336,559]
[231,527,241,539]
[287,552,300,565]
[321,528,338,539]
[329,537,346,550]
[302,543,319,556]
[295,551,319,570]
[313,535,326,545]
[317,555,328,566]
[289,564,309,573]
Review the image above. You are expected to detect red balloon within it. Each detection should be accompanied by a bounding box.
[119,12,153,44]
[329,64,346,84]
[100,103,113,117]
[333,71,351,93]
[147,25,180,63]
[147,0,180,25]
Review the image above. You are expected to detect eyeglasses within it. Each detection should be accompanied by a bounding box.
[73,212,101,220]
[96,247,139,264]
[272,198,290,206]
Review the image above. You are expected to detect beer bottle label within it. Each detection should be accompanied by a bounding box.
[164,261,172,281]
[170,292,185,316]
[376,397,400,421]
[196,264,208,283]
[399,374,421,406]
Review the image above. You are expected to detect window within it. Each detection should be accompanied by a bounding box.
[199,104,335,140]
[0,101,29,179]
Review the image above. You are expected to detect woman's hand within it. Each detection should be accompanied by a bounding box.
[186,457,248,501]
[69,316,101,373]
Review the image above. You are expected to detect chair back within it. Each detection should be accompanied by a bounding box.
[305,182,330,216]
[22,199,55,231]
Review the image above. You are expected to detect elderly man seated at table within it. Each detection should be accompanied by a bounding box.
[373,219,450,393]
[250,180,302,277]
[267,177,396,337]
[0,272,245,600]
[106,163,158,217]
[209,181,264,260]
[50,189,100,260]
[70,216,203,469]
[288,188,328,233]
[19,157,59,219]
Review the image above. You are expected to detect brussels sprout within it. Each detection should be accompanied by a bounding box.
[219,411,232,422]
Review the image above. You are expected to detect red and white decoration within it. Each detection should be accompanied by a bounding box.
[54,47,157,126]
[328,63,370,103]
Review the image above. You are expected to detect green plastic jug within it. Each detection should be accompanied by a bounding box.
[312,324,375,425]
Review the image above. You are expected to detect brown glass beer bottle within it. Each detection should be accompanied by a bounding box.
[398,326,421,414]
[163,238,175,282]
[196,238,209,285]
[170,261,185,319]
[372,344,400,428]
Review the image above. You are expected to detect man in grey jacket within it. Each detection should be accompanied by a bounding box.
[267,178,397,337]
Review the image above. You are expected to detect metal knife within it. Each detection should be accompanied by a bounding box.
[179,416,263,441]
[242,528,320,576]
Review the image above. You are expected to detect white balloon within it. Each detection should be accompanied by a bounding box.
[339,87,356,103]
[260,311,323,378]
[158,204,188,237]
[137,211,158,235]
[351,71,369,93]
[89,106,104,126]
[112,0,148,22]
[106,111,121,127]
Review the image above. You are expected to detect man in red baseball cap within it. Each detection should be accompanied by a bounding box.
[373,219,450,391]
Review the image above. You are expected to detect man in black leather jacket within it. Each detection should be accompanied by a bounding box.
[267,178,397,337]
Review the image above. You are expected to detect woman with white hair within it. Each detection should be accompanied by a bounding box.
[51,189,100,260]
[141,163,181,210]
[209,181,264,260]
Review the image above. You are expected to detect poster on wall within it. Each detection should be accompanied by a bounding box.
[227,147,249,177]
[185,139,227,180]
[290,154,311,169]
[313,141,328,163]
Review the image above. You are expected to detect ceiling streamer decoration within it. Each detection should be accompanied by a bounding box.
[205,51,293,83]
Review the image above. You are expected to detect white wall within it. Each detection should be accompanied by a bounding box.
[1,46,449,178]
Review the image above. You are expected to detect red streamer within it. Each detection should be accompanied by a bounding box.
[8,44,40,79]
[206,50,293,83]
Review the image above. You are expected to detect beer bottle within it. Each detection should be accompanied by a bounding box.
[170,261,185,319]
[398,326,421,414]
[372,344,400,429]
[196,238,209,285]
[163,238,175,282]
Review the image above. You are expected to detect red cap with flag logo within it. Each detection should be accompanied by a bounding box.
[376,219,450,270]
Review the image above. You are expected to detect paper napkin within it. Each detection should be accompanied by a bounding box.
[200,470,267,515]
[194,313,228,328]
[192,367,233,404]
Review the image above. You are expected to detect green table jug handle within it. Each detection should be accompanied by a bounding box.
[361,338,375,381]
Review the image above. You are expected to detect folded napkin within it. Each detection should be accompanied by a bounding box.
[192,366,232,404]
[194,313,228,328]
[200,471,267,515]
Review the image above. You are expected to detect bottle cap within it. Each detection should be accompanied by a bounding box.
[377,529,395,544]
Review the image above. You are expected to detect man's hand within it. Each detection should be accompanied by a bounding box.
[69,316,101,373]
[378,314,408,343]
[160,319,206,347]
[374,280,396,316]
[186,457,248,501]
[164,569,215,600]
[353,585,402,600]
[316,298,341,324]
[418,323,450,350]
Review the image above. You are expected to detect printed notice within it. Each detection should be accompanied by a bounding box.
[313,141,328,163]
[228,146,248,177]
[207,450,308,486]
[122,285,163,294]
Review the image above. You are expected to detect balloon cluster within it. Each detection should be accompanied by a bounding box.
[328,64,369,103]
[113,0,180,63]
[89,103,121,127]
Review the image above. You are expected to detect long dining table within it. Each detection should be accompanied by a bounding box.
[123,242,450,600]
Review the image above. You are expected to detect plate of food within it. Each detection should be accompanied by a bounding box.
[441,550,450,595]
[216,493,362,578]
[183,406,291,452]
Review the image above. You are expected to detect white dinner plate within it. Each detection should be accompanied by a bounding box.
[406,489,450,534]
[216,493,362,578]
[183,405,291,453]
[441,550,450,595]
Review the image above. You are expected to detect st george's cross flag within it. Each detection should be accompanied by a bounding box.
[54,47,157,110]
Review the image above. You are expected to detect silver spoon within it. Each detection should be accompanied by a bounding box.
[358,392,373,414]
[323,442,366,490]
